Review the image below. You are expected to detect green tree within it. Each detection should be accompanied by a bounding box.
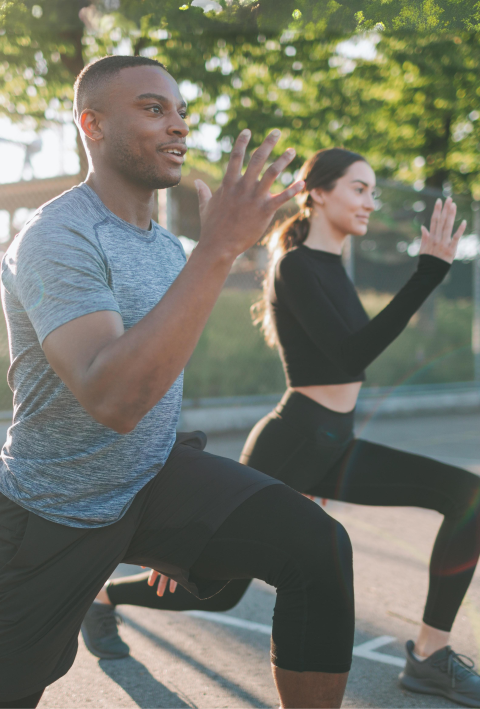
[2,0,480,194]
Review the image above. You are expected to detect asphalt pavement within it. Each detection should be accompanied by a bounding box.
[13,411,480,708]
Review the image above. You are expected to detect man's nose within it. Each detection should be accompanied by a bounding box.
[167,116,189,138]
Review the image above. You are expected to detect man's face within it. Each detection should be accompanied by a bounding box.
[92,65,189,190]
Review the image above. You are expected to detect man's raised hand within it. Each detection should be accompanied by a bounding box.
[194,129,304,262]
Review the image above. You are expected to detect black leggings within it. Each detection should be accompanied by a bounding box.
[108,391,480,634]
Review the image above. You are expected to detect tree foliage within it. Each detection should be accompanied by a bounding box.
[1,1,480,194]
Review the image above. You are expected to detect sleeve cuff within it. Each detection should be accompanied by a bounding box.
[417,254,451,282]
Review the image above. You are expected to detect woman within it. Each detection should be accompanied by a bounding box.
[85,149,480,708]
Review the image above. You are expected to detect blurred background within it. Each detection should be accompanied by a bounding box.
[1,0,480,418]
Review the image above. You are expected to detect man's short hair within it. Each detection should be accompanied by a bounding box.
[73,55,168,123]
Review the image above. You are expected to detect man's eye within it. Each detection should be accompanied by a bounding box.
[149,106,162,114]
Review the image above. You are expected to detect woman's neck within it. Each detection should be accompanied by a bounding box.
[302,212,348,255]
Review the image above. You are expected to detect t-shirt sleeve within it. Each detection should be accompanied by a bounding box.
[7,223,121,345]
[275,253,450,376]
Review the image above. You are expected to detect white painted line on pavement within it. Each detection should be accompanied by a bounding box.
[187,610,271,635]
[187,612,405,668]
[352,636,405,667]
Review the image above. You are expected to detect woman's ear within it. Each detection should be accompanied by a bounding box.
[309,188,325,207]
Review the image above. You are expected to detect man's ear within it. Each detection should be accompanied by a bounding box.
[310,187,325,206]
[80,109,103,142]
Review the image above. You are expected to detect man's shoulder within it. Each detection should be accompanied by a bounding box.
[7,185,105,257]
[28,183,103,231]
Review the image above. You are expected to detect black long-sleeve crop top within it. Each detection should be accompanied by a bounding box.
[270,244,450,386]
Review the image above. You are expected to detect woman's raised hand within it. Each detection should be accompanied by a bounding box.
[419,197,467,264]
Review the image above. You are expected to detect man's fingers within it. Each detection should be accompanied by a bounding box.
[169,579,178,593]
[244,129,282,183]
[223,129,251,184]
[195,179,212,211]
[270,180,305,210]
[148,570,159,586]
[258,148,296,194]
[156,574,169,597]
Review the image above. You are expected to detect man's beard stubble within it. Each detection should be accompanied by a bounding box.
[108,132,182,191]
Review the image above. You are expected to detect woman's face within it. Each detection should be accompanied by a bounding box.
[310,160,376,237]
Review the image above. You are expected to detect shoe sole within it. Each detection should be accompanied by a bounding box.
[80,626,130,660]
[400,672,480,708]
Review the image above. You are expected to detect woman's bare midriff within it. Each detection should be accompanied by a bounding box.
[292,382,363,413]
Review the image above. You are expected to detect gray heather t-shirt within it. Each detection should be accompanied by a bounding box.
[0,183,186,528]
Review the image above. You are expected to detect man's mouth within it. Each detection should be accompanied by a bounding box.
[159,145,187,164]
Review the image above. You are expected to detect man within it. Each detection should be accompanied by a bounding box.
[0,55,354,708]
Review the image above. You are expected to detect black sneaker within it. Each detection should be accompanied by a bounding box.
[81,602,130,660]
[399,639,480,707]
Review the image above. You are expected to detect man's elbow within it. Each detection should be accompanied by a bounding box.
[90,403,139,435]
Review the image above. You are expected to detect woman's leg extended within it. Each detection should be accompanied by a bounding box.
[309,439,480,634]
[106,571,251,612]
[190,484,354,708]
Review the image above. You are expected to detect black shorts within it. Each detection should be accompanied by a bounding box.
[0,433,279,702]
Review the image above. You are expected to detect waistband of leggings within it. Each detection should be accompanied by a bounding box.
[274,389,355,432]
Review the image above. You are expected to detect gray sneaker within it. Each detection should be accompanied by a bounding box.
[81,602,130,660]
[399,640,480,707]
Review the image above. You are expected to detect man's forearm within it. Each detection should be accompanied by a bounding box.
[84,244,234,432]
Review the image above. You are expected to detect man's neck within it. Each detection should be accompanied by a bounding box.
[85,168,156,230]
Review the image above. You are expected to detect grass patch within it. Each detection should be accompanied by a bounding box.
[184,289,285,398]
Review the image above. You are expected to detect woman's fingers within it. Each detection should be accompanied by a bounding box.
[452,219,467,245]
[441,200,457,242]
[169,579,178,593]
[429,198,443,238]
